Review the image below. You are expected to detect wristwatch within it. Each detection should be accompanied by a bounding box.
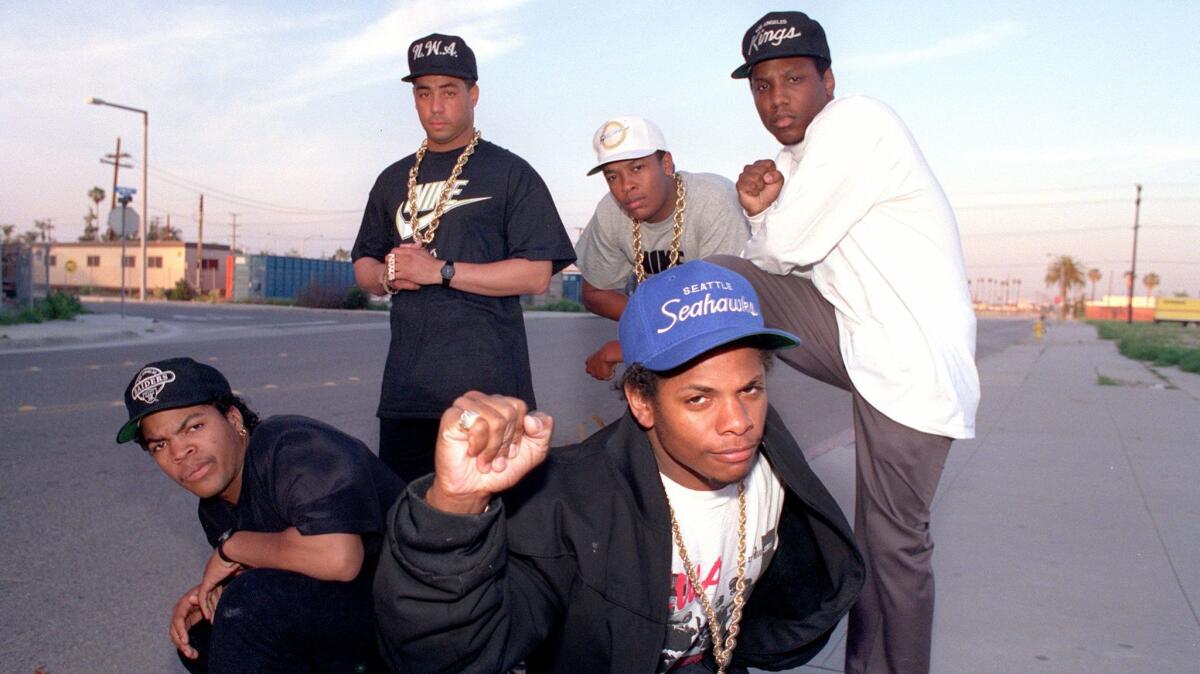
[440,260,455,288]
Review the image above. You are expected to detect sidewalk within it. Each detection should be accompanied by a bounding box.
[793,322,1200,673]
[0,313,173,351]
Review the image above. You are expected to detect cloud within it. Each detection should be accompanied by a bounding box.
[843,21,1020,70]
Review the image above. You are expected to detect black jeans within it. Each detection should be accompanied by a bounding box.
[180,568,381,673]
[378,418,440,483]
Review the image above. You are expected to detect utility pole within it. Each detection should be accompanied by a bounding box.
[99,137,132,214]
[229,212,240,254]
[1125,184,1142,324]
[41,218,54,299]
[196,194,204,289]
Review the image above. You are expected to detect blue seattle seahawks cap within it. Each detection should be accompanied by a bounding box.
[618,260,801,372]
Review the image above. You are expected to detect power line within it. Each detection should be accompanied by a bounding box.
[147,166,359,216]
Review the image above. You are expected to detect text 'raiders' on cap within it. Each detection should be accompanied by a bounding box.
[587,116,669,176]
[403,33,478,83]
[116,357,233,444]
[619,260,801,372]
[731,11,830,79]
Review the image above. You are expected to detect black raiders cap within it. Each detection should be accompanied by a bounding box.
[402,33,478,83]
[731,11,831,79]
[116,357,232,443]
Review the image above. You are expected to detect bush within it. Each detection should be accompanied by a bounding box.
[1180,352,1200,374]
[533,299,585,313]
[167,279,195,301]
[0,291,85,325]
[343,286,370,310]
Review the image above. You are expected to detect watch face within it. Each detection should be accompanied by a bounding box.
[441,262,454,280]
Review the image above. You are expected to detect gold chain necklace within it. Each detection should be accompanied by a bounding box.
[631,172,686,285]
[405,129,481,248]
[667,480,748,674]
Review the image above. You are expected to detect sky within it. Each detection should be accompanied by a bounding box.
[2,0,1198,299]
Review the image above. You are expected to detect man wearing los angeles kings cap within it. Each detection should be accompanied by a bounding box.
[116,357,403,672]
[711,11,981,674]
[373,260,864,673]
[575,116,748,381]
[352,33,575,483]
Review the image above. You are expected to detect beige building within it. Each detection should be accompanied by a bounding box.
[46,241,232,295]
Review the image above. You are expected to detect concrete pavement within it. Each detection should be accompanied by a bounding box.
[792,320,1200,673]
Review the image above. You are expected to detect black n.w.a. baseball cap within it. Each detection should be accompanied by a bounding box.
[116,357,232,443]
[731,11,831,79]
[402,33,478,82]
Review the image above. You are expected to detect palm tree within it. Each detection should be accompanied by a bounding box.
[1087,268,1102,301]
[1,224,14,243]
[88,186,105,230]
[1045,255,1086,318]
[1142,272,1160,299]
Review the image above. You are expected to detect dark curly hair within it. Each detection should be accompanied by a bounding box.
[136,393,260,451]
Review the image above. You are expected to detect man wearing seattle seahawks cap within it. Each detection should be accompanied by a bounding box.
[709,10,980,673]
[118,357,402,672]
[374,260,863,673]
[352,32,575,483]
[575,115,748,381]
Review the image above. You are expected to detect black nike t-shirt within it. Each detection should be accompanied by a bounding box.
[352,139,576,418]
[198,415,405,583]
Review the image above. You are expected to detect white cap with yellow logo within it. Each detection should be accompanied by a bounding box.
[587,115,668,176]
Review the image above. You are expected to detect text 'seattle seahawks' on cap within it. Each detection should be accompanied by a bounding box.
[619,260,801,372]
[117,357,233,443]
[587,116,669,176]
[402,33,478,83]
[731,11,830,79]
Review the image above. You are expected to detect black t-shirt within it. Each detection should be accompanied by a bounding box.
[198,415,405,583]
[352,139,576,418]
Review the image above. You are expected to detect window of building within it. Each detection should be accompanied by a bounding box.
[87,256,101,268]
[201,259,220,270]
[49,255,57,267]
[148,256,164,268]
[123,256,136,268]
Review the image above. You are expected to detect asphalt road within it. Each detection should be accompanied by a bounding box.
[0,303,1030,673]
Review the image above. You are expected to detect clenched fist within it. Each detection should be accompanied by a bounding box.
[737,159,785,216]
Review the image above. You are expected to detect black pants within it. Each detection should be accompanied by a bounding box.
[378,418,440,483]
[180,568,381,673]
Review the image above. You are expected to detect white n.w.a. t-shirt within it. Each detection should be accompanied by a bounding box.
[657,453,785,672]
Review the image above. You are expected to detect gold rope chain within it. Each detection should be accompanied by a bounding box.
[405,129,482,248]
[631,172,687,285]
[667,480,748,674]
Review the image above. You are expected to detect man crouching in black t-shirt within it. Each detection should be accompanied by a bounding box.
[116,357,404,673]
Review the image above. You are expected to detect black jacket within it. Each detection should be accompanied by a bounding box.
[373,408,864,673]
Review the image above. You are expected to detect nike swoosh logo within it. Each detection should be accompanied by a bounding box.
[395,197,492,240]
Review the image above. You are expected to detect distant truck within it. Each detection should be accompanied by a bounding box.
[1154,298,1200,326]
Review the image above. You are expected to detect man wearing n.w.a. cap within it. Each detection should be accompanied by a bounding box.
[709,11,980,674]
[352,32,575,483]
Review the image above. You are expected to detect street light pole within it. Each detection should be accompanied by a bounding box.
[88,97,148,301]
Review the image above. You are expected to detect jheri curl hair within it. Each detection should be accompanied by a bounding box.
[136,393,260,451]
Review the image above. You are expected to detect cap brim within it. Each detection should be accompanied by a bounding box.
[402,69,477,83]
[640,326,802,372]
[116,416,143,444]
[586,148,662,176]
[731,63,753,79]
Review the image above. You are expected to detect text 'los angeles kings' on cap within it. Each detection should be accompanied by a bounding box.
[403,33,478,83]
[619,260,801,373]
[116,357,233,444]
[731,11,830,79]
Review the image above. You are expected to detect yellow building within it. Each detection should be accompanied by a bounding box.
[45,241,231,295]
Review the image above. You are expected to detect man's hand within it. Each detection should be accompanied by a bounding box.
[737,159,786,216]
[169,585,206,660]
[426,392,554,515]
[585,340,623,381]
[387,243,441,288]
[197,548,241,622]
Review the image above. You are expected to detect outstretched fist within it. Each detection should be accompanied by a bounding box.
[737,159,785,216]
[425,392,554,515]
